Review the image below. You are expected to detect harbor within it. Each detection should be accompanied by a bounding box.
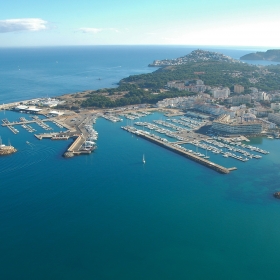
[0,106,271,169]
[1,111,98,157]
[122,125,232,174]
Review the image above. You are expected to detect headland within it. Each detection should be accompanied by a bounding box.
[240,49,280,62]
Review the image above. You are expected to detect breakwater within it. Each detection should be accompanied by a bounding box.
[122,126,234,174]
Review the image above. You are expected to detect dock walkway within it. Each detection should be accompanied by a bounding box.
[124,128,234,174]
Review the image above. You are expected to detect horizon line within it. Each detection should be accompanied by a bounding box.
[0,44,278,50]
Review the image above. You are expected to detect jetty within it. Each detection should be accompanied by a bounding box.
[123,126,234,174]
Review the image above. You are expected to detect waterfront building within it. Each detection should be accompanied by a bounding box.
[193,102,235,117]
[268,113,280,125]
[156,96,190,108]
[212,115,263,134]
[234,84,244,94]
[14,105,42,114]
[259,118,277,129]
[252,107,273,117]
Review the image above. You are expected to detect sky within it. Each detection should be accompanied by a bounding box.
[1,0,280,47]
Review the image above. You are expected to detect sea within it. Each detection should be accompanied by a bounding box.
[1,46,280,280]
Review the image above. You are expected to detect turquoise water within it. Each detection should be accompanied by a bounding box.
[1,46,280,279]
[1,110,280,279]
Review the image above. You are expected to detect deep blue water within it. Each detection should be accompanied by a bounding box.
[0,45,278,103]
[1,46,280,280]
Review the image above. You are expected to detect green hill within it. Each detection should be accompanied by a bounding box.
[240,49,280,62]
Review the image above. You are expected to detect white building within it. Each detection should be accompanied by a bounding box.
[257,92,268,101]
[212,115,262,134]
[211,87,230,99]
[193,102,235,117]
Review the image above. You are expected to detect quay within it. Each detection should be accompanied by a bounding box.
[164,112,185,117]
[66,135,92,155]
[124,127,234,174]
[34,133,69,140]
[34,133,56,140]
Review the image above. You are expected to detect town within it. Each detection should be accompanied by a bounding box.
[157,80,280,136]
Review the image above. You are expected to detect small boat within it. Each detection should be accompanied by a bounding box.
[204,149,210,159]
[273,192,280,199]
[143,154,145,164]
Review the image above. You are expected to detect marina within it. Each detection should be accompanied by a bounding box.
[1,112,98,157]
[122,125,232,174]
[0,109,271,168]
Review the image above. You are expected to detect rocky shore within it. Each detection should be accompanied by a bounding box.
[0,145,17,156]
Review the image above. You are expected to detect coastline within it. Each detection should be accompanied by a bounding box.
[2,47,280,279]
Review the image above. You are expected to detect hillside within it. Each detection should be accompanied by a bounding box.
[59,53,280,109]
[121,60,280,91]
[240,49,280,62]
[149,49,239,67]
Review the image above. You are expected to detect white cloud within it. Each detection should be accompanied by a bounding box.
[161,20,280,47]
[0,18,48,33]
[76,27,119,34]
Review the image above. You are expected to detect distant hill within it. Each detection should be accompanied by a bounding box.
[240,49,280,62]
[149,49,239,67]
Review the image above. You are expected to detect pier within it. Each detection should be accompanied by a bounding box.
[2,119,19,134]
[66,135,93,155]
[1,117,70,130]
[124,127,234,174]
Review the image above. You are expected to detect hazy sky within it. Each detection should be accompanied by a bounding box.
[1,0,280,47]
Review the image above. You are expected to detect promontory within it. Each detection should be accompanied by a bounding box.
[240,49,280,62]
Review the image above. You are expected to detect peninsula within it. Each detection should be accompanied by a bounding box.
[55,49,280,110]
[149,49,240,67]
[240,49,280,62]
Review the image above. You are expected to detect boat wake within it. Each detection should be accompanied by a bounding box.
[0,143,57,174]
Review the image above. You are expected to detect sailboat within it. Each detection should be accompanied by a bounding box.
[143,154,145,164]
[204,148,210,159]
